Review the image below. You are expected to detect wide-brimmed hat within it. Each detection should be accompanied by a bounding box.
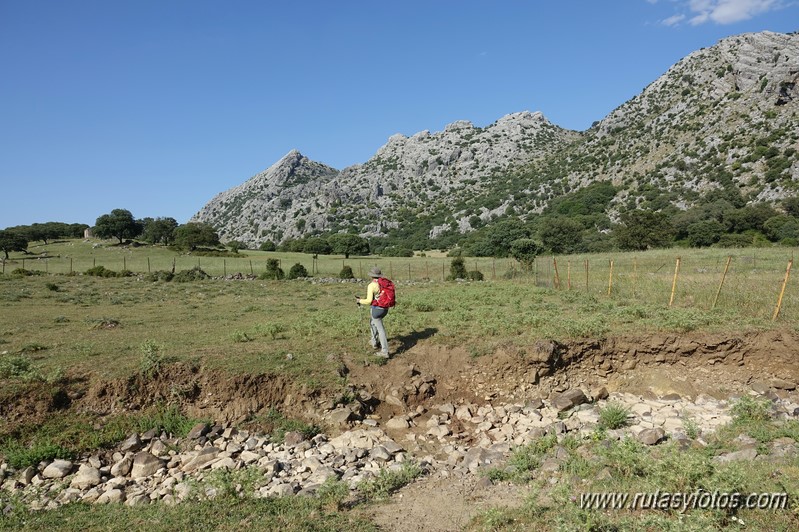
[368,267,383,278]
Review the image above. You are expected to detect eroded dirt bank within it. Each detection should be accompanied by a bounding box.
[3,330,797,437]
[2,330,799,531]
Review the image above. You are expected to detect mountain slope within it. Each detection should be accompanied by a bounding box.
[193,31,799,248]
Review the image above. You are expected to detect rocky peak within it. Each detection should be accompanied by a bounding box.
[192,31,799,248]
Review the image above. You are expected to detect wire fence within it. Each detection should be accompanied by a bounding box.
[3,248,797,320]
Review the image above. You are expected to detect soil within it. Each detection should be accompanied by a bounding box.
[3,329,799,531]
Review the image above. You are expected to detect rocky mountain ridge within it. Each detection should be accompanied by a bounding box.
[193,31,799,248]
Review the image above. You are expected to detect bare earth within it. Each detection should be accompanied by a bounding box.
[3,329,798,530]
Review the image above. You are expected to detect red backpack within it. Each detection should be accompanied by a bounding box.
[373,277,396,308]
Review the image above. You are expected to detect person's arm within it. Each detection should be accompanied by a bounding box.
[357,281,379,306]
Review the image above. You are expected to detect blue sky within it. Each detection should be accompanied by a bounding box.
[1,0,797,229]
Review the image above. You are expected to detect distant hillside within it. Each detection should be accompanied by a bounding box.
[192,31,799,251]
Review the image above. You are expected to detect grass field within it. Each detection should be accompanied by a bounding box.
[1,239,798,382]
[2,239,799,530]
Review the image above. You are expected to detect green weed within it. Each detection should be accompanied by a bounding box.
[598,402,631,430]
[139,339,167,377]
[357,462,422,501]
[230,330,253,343]
[0,355,37,379]
[731,395,773,424]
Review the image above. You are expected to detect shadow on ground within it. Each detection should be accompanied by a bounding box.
[394,327,438,353]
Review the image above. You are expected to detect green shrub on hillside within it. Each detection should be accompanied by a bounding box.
[288,263,309,280]
[85,266,133,278]
[260,259,284,280]
[172,267,210,282]
[448,257,468,280]
[143,270,174,282]
[466,270,484,281]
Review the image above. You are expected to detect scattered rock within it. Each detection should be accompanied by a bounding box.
[386,417,410,430]
[714,448,759,463]
[186,423,211,440]
[130,452,165,479]
[70,464,101,490]
[551,389,588,412]
[637,428,666,446]
[771,378,797,391]
[42,460,73,479]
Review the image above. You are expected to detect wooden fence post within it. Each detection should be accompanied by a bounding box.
[584,260,589,292]
[553,257,561,289]
[773,259,793,321]
[223,259,226,277]
[669,257,681,307]
[147,257,151,273]
[567,261,572,290]
[607,260,614,296]
[712,256,732,310]
[633,257,638,298]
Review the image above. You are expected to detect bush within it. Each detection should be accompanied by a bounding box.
[288,263,309,280]
[85,265,119,278]
[11,268,40,277]
[259,240,277,252]
[260,259,285,280]
[339,265,355,279]
[172,267,210,282]
[144,270,174,282]
[448,257,468,280]
[381,246,414,257]
[466,270,484,281]
[714,233,754,248]
[447,247,463,257]
[227,241,246,252]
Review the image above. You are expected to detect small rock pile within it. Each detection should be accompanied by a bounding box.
[1,423,413,511]
[3,382,798,511]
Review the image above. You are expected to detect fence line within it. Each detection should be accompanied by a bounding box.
[2,250,797,319]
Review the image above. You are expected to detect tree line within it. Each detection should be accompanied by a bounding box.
[0,210,223,259]
[4,187,799,262]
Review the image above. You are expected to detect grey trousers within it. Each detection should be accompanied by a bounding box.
[370,306,389,355]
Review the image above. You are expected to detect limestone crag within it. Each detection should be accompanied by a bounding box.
[192,111,578,246]
[578,30,799,210]
[192,31,799,248]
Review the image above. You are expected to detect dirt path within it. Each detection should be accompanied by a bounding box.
[358,475,527,532]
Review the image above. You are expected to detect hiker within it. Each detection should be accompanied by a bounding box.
[355,266,395,358]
